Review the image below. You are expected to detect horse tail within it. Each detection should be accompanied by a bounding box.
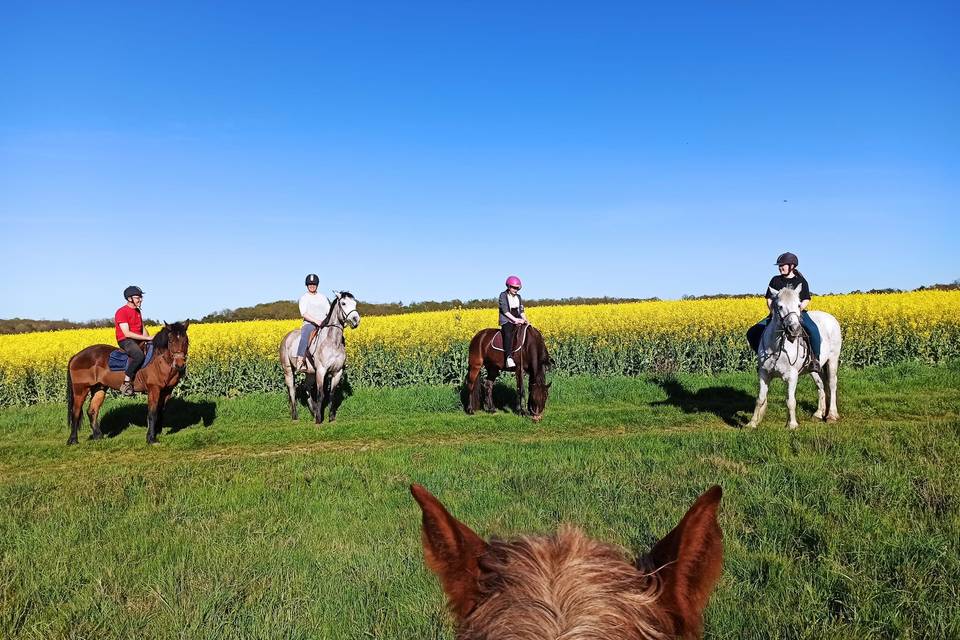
[66,363,74,428]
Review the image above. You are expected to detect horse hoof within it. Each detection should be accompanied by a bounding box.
[90,433,103,441]
[67,438,78,446]
[826,414,839,423]
[812,412,824,421]
[787,423,799,430]
[745,422,757,430]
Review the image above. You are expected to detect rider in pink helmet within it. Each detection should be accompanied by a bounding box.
[499,275,528,368]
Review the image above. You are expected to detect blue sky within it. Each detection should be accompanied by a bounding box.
[1,1,956,321]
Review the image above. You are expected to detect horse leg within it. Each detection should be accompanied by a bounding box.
[328,369,344,422]
[154,390,171,435]
[88,389,107,440]
[746,370,770,429]
[68,385,90,446]
[810,371,826,420]
[826,357,840,422]
[785,372,799,430]
[284,362,298,421]
[515,366,526,416]
[146,387,161,444]
[484,368,498,412]
[465,363,482,415]
[314,367,327,424]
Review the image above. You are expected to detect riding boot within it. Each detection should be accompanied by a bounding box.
[296,356,307,373]
[119,381,135,397]
[809,356,822,374]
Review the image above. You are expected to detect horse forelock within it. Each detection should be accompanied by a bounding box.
[152,322,189,350]
[461,527,667,640]
[777,286,800,307]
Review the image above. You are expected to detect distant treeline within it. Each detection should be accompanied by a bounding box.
[0,317,160,336]
[3,282,957,335]
[198,296,656,323]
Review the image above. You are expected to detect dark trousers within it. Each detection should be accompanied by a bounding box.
[119,338,146,378]
[501,322,516,360]
[746,313,822,357]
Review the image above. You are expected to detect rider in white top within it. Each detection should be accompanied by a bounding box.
[296,274,331,372]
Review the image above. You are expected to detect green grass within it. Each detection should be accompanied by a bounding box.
[1,364,959,639]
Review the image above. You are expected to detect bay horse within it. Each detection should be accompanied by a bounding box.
[279,292,360,424]
[466,323,551,421]
[412,483,723,640]
[66,322,190,445]
[747,286,842,429]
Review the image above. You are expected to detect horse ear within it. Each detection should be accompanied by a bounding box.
[163,321,169,328]
[768,286,780,297]
[646,486,723,639]
[410,484,488,621]
[182,320,190,330]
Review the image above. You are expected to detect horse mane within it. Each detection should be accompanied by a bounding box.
[152,322,189,350]
[463,527,667,640]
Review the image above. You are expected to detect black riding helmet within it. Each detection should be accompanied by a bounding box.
[305,274,319,286]
[775,252,799,267]
[123,285,144,300]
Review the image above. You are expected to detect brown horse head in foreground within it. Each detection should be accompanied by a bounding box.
[412,484,723,640]
[66,321,190,445]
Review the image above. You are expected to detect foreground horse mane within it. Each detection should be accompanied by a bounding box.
[412,484,723,640]
[470,527,667,640]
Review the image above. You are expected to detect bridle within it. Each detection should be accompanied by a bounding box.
[761,298,807,367]
[308,293,359,352]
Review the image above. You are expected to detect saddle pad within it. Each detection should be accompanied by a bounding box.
[108,343,155,371]
[491,324,528,353]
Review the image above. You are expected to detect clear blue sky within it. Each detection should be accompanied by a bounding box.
[1,1,956,321]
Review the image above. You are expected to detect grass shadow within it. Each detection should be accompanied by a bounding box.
[650,377,755,427]
[459,376,521,414]
[294,372,354,413]
[100,398,217,438]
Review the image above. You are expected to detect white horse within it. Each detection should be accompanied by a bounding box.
[747,286,842,429]
[280,291,360,424]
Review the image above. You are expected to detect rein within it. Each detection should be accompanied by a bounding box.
[309,294,357,351]
[761,304,809,368]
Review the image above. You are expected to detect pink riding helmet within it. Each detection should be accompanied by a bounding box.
[505,275,522,288]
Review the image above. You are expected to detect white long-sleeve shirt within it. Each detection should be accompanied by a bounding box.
[299,291,331,324]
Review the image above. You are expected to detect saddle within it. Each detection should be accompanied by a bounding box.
[491,324,528,353]
[108,343,155,371]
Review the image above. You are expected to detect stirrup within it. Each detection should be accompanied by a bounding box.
[119,381,135,396]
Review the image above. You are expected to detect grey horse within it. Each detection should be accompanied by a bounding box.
[747,286,842,429]
[279,291,360,423]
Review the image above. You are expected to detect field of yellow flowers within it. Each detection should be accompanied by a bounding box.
[1,291,958,406]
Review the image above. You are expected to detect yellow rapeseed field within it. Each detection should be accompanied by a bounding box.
[1,291,958,406]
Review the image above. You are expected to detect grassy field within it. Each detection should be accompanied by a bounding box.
[1,364,959,639]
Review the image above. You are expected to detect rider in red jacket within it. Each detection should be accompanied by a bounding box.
[115,285,152,396]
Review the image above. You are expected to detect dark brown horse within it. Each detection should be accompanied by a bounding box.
[66,322,190,445]
[412,483,723,640]
[466,324,551,421]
